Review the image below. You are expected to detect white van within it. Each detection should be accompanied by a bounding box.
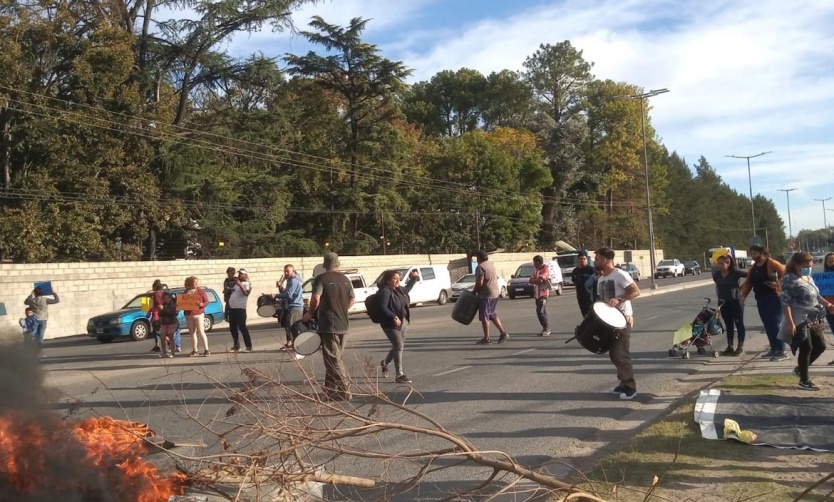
[373,265,453,305]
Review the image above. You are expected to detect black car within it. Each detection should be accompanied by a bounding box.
[684,261,702,276]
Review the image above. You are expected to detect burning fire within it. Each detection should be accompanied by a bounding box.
[0,414,186,501]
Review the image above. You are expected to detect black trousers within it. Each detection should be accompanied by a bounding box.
[229,308,252,349]
[797,330,826,382]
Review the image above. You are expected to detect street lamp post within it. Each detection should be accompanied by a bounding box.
[613,88,669,291]
[725,151,772,241]
[778,188,797,249]
[815,197,831,229]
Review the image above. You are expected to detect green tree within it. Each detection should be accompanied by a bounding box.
[523,41,594,245]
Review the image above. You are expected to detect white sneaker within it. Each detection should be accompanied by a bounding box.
[292,351,305,360]
[539,329,551,337]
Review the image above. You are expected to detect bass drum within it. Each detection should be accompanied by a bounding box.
[256,294,276,318]
[574,302,627,354]
[451,290,479,325]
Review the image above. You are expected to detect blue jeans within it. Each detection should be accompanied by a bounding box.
[756,294,784,352]
[34,320,47,345]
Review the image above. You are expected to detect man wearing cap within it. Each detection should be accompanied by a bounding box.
[228,268,253,352]
[303,253,355,401]
[571,250,596,318]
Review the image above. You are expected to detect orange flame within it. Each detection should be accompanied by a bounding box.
[0,413,186,501]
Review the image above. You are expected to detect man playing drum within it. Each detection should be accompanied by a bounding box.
[594,247,641,400]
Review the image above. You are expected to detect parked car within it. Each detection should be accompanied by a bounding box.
[619,263,640,281]
[450,273,507,301]
[302,270,375,315]
[372,265,453,305]
[684,261,702,275]
[86,287,224,344]
[654,259,685,278]
[507,262,563,299]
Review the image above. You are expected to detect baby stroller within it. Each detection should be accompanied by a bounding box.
[669,298,725,359]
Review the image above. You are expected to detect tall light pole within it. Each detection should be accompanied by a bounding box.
[779,188,797,249]
[815,197,831,229]
[725,151,772,242]
[613,88,669,290]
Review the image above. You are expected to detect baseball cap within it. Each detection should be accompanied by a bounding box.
[238,268,249,275]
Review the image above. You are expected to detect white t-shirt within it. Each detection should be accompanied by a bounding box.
[229,281,252,309]
[597,269,635,316]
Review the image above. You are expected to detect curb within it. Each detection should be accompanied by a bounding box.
[639,279,713,299]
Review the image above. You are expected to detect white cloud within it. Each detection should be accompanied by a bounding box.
[211,0,834,232]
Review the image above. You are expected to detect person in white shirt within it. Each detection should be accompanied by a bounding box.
[228,268,253,352]
[594,247,641,400]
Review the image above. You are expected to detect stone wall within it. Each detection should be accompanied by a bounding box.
[0,249,661,338]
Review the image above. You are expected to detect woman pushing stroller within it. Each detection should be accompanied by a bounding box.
[712,253,747,356]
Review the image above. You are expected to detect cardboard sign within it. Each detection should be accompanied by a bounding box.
[34,281,53,295]
[711,248,731,265]
[176,293,201,311]
[812,272,834,296]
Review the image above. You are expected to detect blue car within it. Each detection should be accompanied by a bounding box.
[86,287,225,343]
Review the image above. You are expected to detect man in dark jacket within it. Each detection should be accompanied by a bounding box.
[571,251,596,317]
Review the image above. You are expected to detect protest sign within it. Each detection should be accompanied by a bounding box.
[34,281,53,295]
[176,293,201,311]
[812,272,834,296]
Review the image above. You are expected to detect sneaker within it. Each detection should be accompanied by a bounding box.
[292,352,305,360]
[203,350,211,357]
[158,353,166,359]
[611,385,627,395]
[151,346,160,353]
[762,350,776,359]
[770,351,790,362]
[245,347,253,352]
[798,380,819,391]
[175,346,182,353]
[721,346,735,356]
[498,333,509,344]
[539,329,551,337]
[395,374,413,384]
[476,338,492,345]
[230,346,240,352]
[380,361,389,378]
[190,351,199,357]
[733,346,745,356]
[793,366,801,377]
[619,388,638,400]
[278,345,291,352]
[167,353,174,358]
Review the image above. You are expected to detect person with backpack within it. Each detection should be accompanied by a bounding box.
[158,290,180,358]
[375,268,420,384]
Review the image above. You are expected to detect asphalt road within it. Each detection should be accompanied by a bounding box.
[38,272,771,499]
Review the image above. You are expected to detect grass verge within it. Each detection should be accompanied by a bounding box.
[570,375,834,502]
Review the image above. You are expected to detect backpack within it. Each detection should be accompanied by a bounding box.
[365,293,384,324]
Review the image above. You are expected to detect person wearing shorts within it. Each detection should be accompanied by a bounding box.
[473,250,509,344]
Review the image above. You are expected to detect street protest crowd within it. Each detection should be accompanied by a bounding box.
[18,247,834,401]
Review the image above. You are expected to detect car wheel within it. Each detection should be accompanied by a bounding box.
[130,320,150,341]
[499,286,507,298]
[555,284,563,296]
[508,293,516,299]
[97,336,114,344]
[437,290,448,305]
[203,315,214,333]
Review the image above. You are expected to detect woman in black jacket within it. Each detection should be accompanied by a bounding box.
[378,268,419,384]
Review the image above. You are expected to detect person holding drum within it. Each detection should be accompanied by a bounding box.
[740,245,787,361]
[303,253,355,402]
[594,247,641,400]
[275,264,305,357]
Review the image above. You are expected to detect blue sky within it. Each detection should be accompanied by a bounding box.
[175,0,834,235]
